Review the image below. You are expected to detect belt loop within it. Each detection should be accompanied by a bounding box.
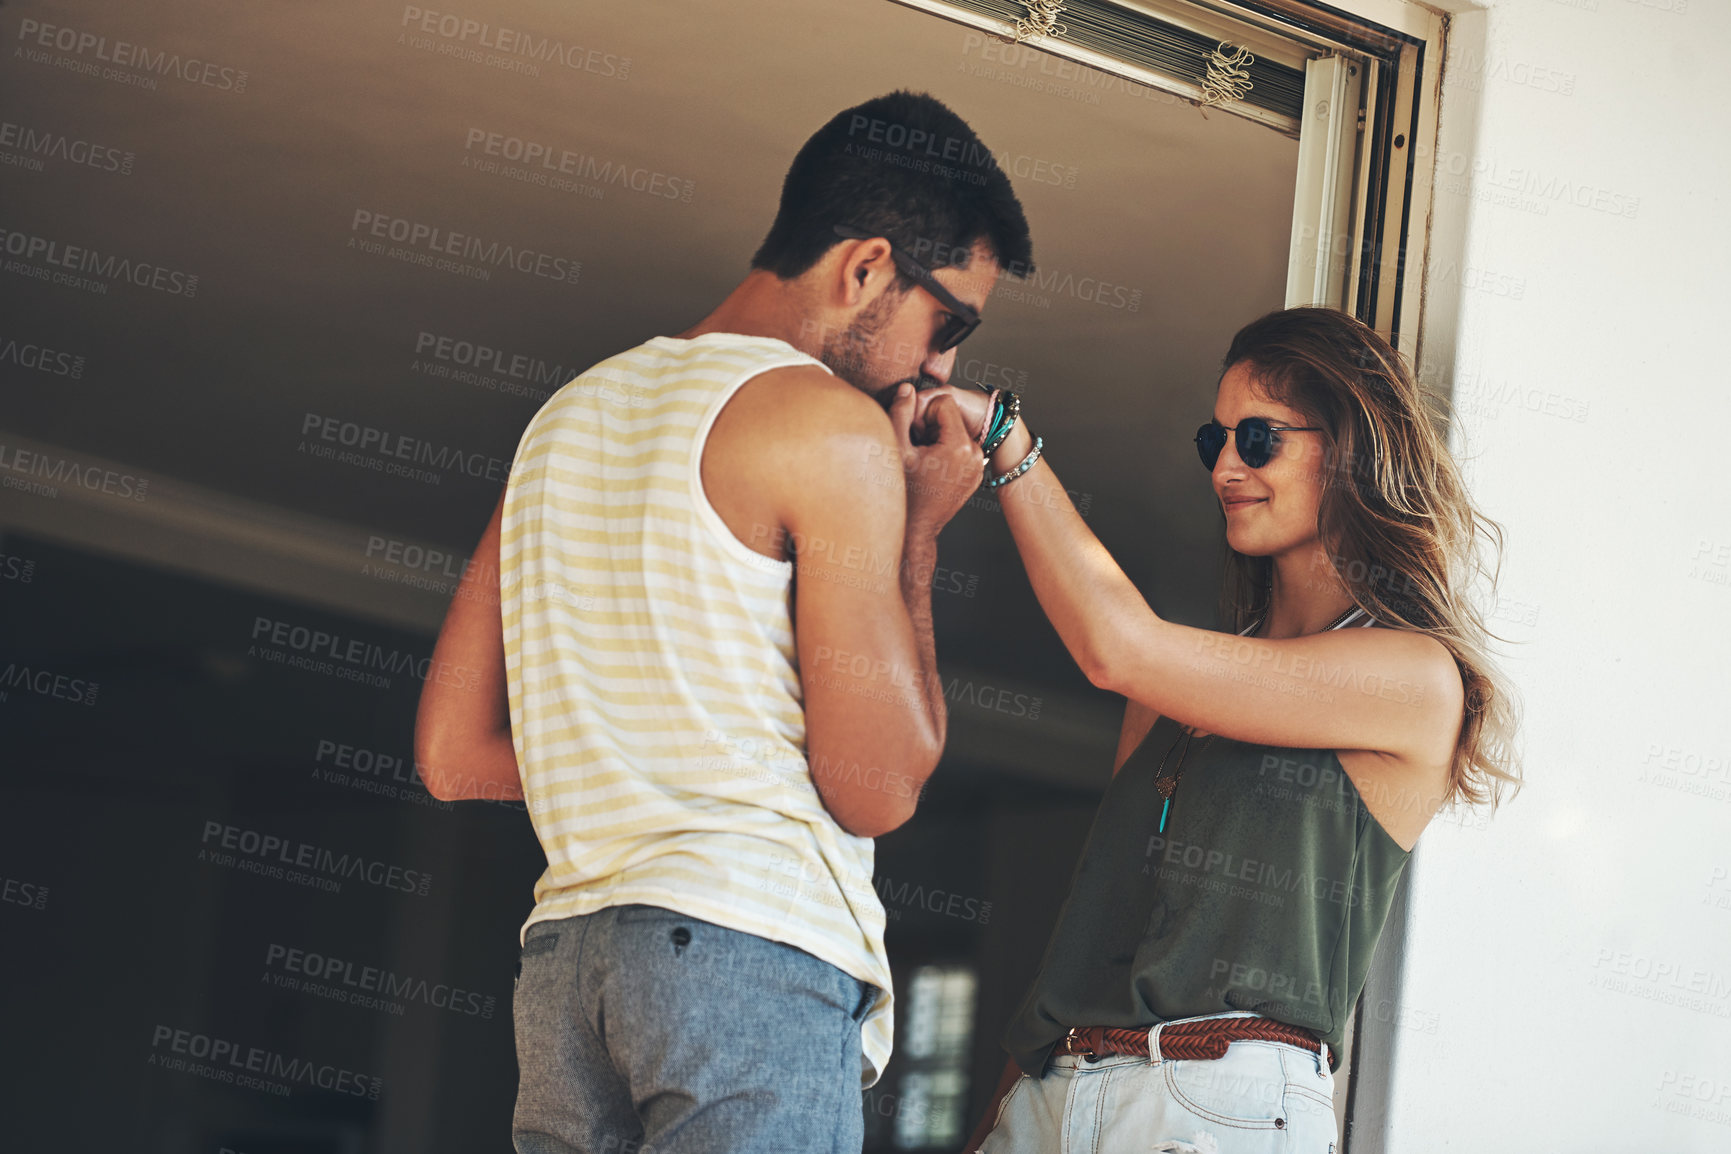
[1148,1021,1165,1066]
[1317,1041,1329,1077]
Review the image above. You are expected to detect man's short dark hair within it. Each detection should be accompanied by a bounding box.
[751,90,1034,280]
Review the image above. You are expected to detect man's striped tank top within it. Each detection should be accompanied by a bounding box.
[498,331,893,1087]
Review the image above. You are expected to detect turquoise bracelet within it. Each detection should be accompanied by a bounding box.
[985,435,1042,489]
[983,390,1020,455]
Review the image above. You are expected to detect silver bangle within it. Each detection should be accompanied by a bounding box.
[984,435,1042,489]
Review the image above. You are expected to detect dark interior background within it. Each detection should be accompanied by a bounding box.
[0,0,1296,1149]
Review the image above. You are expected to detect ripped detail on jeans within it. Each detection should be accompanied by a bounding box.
[1151,1130,1220,1154]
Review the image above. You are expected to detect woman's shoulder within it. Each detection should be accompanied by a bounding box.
[1371,616,1464,682]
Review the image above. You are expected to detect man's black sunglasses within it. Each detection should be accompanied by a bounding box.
[1194,417,1325,470]
[832,224,981,352]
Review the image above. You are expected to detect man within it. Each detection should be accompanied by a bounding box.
[414,90,1033,1153]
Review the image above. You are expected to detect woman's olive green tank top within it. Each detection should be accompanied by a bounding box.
[1002,608,1412,1074]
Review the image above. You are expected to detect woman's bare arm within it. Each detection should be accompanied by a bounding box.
[918,387,1463,776]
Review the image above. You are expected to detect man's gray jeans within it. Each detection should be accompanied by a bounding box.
[512,903,877,1153]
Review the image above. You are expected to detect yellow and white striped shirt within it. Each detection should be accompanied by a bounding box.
[499,331,894,1087]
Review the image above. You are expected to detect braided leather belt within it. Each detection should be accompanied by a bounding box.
[1053,1016,1322,1062]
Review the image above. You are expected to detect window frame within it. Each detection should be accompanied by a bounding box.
[885,0,1447,355]
[882,2,1450,1147]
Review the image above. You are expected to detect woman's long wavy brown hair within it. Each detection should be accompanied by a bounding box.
[1217,307,1522,810]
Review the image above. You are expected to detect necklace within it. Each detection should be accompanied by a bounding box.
[1152,724,1208,834]
[1152,603,1360,833]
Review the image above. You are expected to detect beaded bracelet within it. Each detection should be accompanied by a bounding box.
[984,435,1042,489]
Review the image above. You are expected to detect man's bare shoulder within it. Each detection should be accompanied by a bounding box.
[731,364,889,430]
[705,365,902,529]
[722,365,899,461]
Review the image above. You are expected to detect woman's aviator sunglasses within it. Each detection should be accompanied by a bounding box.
[1194,417,1324,470]
[832,224,982,352]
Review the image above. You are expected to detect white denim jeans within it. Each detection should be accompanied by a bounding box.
[980,1011,1338,1154]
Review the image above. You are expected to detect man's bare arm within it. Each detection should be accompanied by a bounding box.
[413,490,523,802]
[782,376,938,836]
[732,371,977,837]
[897,526,944,760]
[886,385,982,768]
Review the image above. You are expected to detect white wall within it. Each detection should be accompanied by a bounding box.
[1386,0,1731,1146]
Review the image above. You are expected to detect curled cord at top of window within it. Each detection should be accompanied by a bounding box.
[1200,42,1256,111]
[1011,0,1067,43]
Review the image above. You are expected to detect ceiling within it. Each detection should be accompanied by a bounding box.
[0,0,1298,790]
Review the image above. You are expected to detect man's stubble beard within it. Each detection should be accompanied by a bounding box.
[818,288,930,406]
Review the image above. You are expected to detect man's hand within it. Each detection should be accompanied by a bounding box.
[914,383,1033,476]
[887,383,985,534]
[912,383,992,443]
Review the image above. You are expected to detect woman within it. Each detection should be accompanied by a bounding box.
[934,307,1521,1153]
